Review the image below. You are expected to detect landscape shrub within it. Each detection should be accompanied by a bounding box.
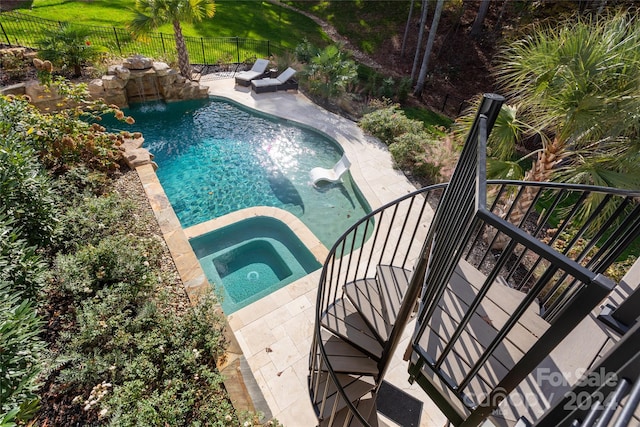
[294,38,319,63]
[304,44,358,100]
[390,132,444,182]
[0,282,46,426]
[104,296,231,426]
[54,234,161,301]
[359,104,424,145]
[1,87,129,175]
[36,25,103,77]
[51,288,232,426]
[0,130,58,247]
[0,49,31,82]
[0,214,48,300]
[56,191,137,251]
[357,67,413,103]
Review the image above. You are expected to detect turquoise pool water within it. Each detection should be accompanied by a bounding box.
[189,216,321,313]
[116,99,370,248]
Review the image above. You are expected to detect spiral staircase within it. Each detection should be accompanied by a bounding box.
[308,95,640,426]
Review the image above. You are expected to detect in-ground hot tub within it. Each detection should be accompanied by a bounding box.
[189,216,322,314]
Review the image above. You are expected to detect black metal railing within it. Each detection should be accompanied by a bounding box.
[0,11,286,66]
[408,95,640,426]
[532,320,640,426]
[309,94,640,426]
[309,183,446,426]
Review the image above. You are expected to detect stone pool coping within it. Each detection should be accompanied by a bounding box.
[183,206,329,266]
[136,163,272,419]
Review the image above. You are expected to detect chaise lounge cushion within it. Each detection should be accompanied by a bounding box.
[234,59,270,86]
[251,67,298,93]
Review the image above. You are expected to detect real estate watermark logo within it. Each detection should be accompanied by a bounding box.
[465,367,619,415]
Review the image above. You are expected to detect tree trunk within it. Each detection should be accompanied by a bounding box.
[414,0,443,95]
[401,0,416,57]
[494,0,509,32]
[491,139,564,249]
[410,0,428,82]
[470,0,490,37]
[173,19,191,80]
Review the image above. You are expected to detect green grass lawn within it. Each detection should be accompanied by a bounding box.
[18,0,328,49]
[402,106,453,130]
[287,1,411,54]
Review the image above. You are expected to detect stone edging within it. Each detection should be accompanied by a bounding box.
[183,206,329,265]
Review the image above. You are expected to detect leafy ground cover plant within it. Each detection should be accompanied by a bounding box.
[0,282,45,426]
[1,86,240,425]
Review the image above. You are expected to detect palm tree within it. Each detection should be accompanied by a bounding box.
[463,13,640,228]
[37,25,101,77]
[129,0,216,80]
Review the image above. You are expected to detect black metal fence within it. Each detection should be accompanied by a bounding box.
[0,11,287,66]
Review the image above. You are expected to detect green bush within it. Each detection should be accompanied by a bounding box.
[0,130,58,248]
[356,66,413,103]
[36,25,103,77]
[390,132,443,182]
[359,104,424,145]
[304,44,358,99]
[52,288,232,426]
[54,234,161,300]
[56,191,137,251]
[1,89,128,175]
[0,214,48,300]
[105,297,231,426]
[0,282,46,426]
[294,38,319,63]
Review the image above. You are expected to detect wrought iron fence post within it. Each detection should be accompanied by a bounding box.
[112,27,122,55]
[235,36,240,63]
[0,21,11,46]
[441,94,449,112]
[267,40,270,57]
[160,32,165,54]
[201,37,206,63]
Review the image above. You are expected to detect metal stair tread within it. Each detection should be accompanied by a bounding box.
[320,330,380,376]
[321,298,384,360]
[344,278,391,342]
[312,372,375,422]
[376,264,412,324]
[319,396,379,427]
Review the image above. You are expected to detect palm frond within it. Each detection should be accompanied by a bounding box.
[486,158,525,181]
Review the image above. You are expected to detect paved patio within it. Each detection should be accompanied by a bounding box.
[197,77,449,427]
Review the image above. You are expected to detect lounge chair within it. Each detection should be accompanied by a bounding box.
[251,67,298,93]
[310,154,351,186]
[234,59,270,86]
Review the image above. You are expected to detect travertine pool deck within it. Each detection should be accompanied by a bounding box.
[195,77,448,427]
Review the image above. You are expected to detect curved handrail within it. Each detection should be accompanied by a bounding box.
[309,180,640,426]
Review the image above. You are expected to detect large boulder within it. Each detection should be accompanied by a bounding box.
[107,65,131,81]
[123,55,153,70]
[152,62,171,76]
[102,75,127,90]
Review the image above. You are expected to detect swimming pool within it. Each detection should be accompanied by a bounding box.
[117,99,371,248]
[189,216,322,313]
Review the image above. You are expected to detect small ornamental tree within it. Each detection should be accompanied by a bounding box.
[36,25,102,77]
